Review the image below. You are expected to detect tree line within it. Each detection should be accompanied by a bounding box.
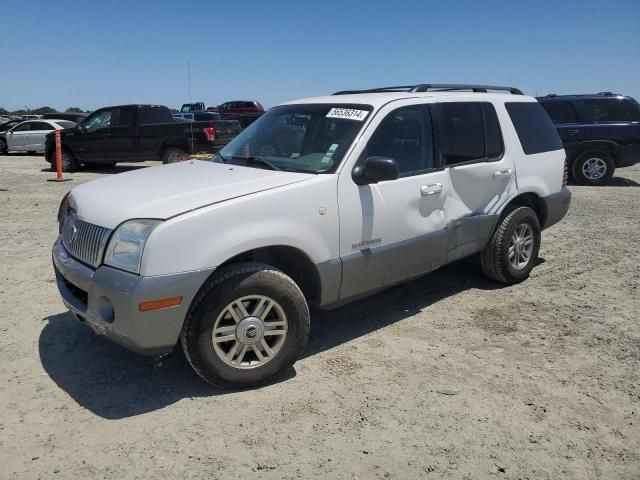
[0,106,89,116]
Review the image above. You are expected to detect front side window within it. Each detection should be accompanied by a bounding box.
[13,122,32,132]
[366,106,433,176]
[218,104,372,173]
[83,110,112,132]
[540,101,578,124]
[581,98,640,122]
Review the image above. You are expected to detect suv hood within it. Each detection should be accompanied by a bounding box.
[69,161,315,229]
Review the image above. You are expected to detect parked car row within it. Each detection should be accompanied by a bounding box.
[181,100,265,128]
[42,104,241,171]
[0,119,76,155]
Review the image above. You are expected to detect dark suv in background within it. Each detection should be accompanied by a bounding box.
[537,92,640,185]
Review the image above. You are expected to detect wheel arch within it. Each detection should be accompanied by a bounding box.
[500,192,547,229]
[208,245,323,307]
[158,139,189,160]
[568,140,619,164]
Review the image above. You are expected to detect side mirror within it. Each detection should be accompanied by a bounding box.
[352,156,399,185]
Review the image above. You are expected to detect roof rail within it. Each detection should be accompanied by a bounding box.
[598,91,614,96]
[333,84,524,95]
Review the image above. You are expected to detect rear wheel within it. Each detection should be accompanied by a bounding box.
[181,262,310,388]
[162,147,185,164]
[572,150,615,185]
[481,205,541,284]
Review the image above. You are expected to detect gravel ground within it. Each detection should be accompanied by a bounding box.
[1,155,639,479]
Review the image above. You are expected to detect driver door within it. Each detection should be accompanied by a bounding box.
[7,122,33,151]
[73,108,114,161]
[337,103,449,301]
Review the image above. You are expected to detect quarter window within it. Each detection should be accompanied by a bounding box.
[366,106,433,176]
[505,102,563,155]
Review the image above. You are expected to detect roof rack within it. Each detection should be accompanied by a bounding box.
[333,84,524,95]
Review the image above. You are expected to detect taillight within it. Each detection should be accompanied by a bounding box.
[563,157,569,187]
[203,127,216,142]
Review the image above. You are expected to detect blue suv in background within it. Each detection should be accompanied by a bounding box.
[537,92,640,185]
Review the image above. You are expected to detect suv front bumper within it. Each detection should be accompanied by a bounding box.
[52,238,213,355]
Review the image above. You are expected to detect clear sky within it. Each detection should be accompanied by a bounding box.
[1,0,639,112]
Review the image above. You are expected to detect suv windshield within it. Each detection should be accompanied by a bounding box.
[217,104,372,173]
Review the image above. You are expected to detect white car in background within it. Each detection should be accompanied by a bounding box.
[0,119,76,155]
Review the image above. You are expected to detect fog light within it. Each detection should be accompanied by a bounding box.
[97,297,115,324]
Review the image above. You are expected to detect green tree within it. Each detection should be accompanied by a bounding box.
[32,106,57,115]
[65,107,84,113]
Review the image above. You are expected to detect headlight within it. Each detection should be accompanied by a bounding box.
[104,219,162,274]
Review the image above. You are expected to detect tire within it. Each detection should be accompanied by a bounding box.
[60,148,80,172]
[181,262,310,388]
[162,147,185,164]
[481,205,541,284]
[571,150,615,185]
[0,139,7,155]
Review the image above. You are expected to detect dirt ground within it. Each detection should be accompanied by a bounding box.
[0,154,638,479]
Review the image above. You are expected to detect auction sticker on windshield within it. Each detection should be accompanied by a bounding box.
[326,108,369,121]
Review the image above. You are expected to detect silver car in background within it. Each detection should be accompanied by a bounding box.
[0,119,76,154]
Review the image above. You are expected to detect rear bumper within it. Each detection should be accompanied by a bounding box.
[52,238,213,355]
[542,187,571,230]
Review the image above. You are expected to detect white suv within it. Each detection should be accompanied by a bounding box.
[53,84,571,388]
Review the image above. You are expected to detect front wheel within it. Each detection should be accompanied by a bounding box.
[0,139,7,155]
[481,205,541,284]
[572,150,615,185]
[181,262,310,388]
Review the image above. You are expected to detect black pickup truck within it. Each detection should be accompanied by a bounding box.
[537,93,640,185]
[45,104,241,171]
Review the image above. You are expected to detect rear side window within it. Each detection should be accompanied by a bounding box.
[506,102,563,155]
[581,98,640,122]
[434,102,503,166]
[539,101,578,124]
[140,107,170,124]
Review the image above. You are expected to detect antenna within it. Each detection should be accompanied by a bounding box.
[187,59,194,157]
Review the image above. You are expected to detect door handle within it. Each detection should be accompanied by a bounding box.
[567,129,580,136]
[420,183,443,196]
[493,168,513,179]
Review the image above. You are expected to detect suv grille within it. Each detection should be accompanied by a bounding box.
[563,157,569,187]
[61,210,111,268]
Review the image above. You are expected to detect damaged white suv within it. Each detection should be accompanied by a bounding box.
[53,84,571,388]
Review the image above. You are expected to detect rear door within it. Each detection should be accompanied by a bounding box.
[432,101,515,261]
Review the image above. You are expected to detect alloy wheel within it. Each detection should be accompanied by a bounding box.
[211,295,288,369]
[509,223,534,270]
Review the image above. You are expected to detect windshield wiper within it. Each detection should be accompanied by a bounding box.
[232,156,282,171]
